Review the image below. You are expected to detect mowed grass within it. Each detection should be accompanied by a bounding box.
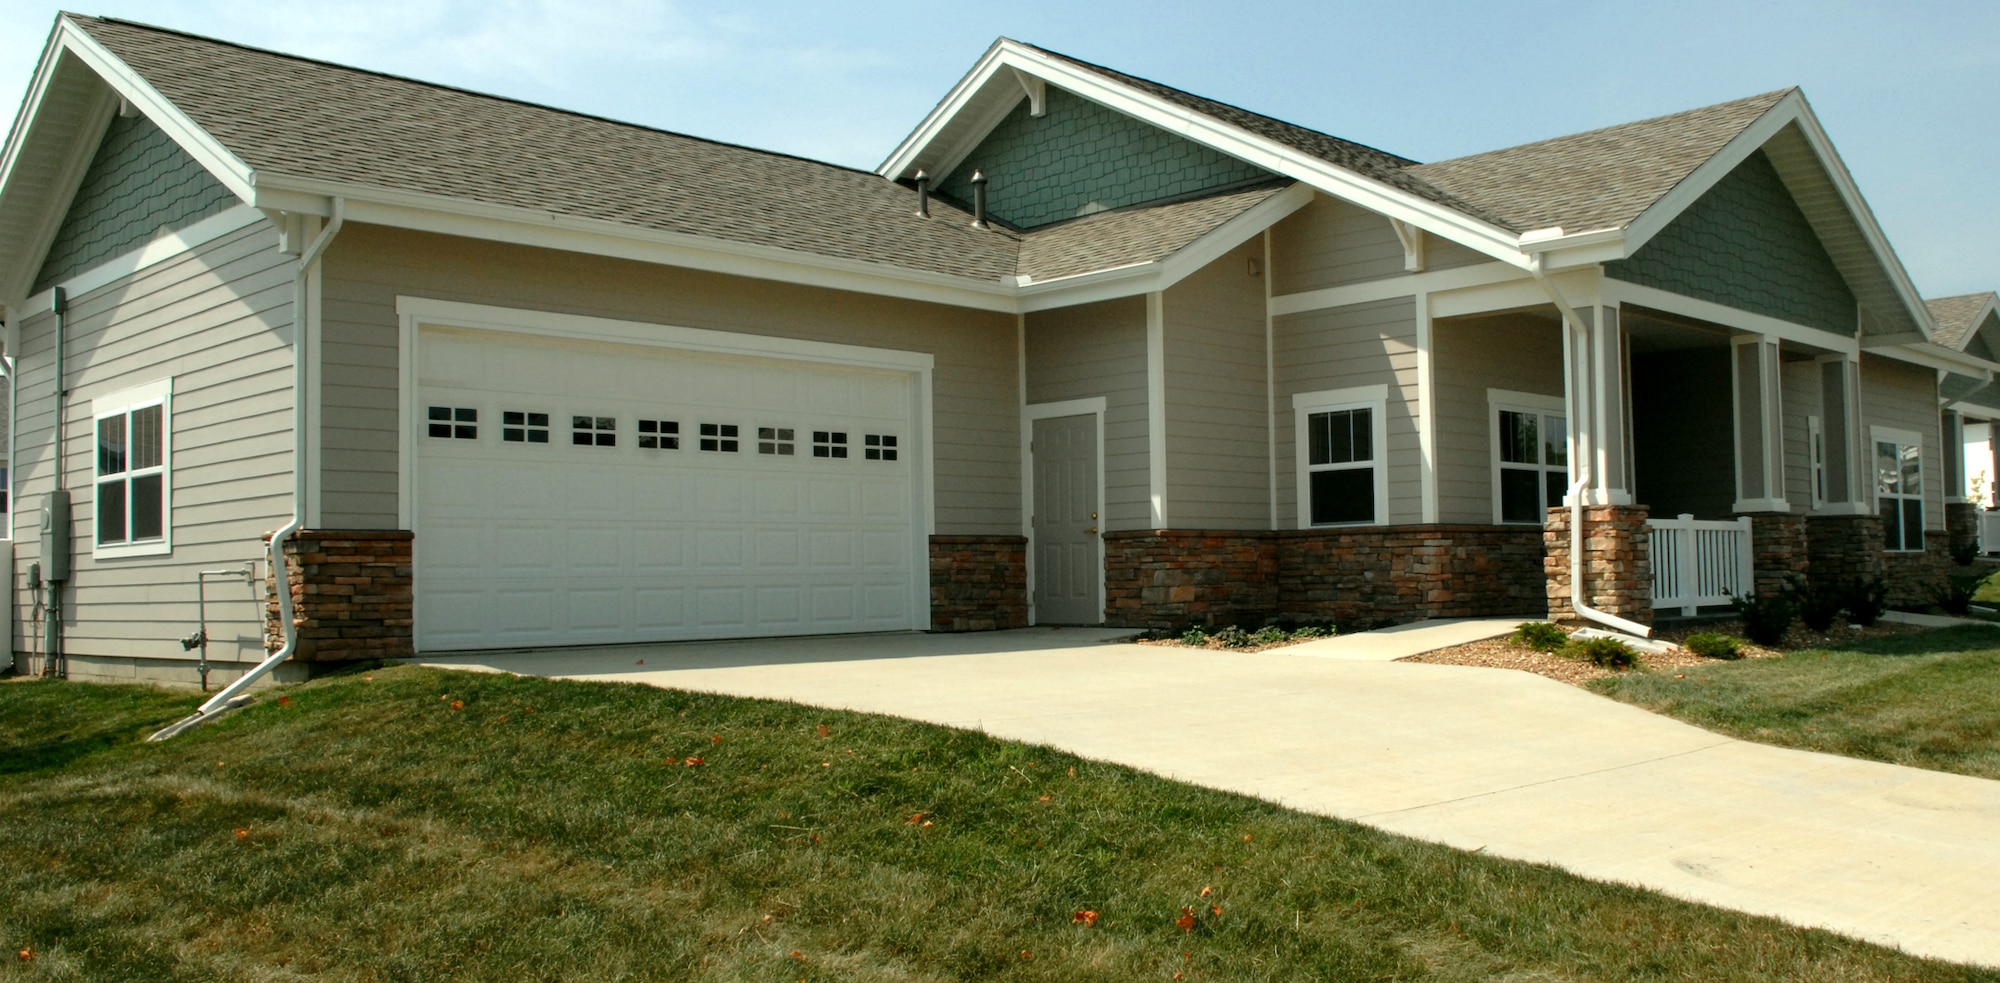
[1591,625,2000,781]
[2,669,1995,982]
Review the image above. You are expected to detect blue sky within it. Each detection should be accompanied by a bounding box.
[4,1,1995,297]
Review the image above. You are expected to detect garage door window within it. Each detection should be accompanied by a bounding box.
[572,416,616,447]
[813,431,848,458]
[864,434,899,461]
[699,423,739,452]
[502,411,550,443]
[94,378,173,558]
[428,406,477,439]
[637,419,680,449]
[758,427,796,455]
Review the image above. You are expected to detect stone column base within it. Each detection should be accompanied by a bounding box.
[264,530,414,661]
[1804,514,1884,593]
[1947,501,1980,564]
[929,535,1028,631]
[1544,505,1652,626]
[1743,512,1809,599]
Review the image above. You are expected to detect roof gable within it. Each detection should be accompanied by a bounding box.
[937,84,1272,229]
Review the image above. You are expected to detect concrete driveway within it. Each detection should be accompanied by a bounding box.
[421,627,2000,968]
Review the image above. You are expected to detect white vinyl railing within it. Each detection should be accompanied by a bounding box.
[1980,510,2000,556]
[1650,514,1754,616]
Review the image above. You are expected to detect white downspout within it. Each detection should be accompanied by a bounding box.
[1,352,14,542]
[1528,257,1653,639]
[152,199,345,740]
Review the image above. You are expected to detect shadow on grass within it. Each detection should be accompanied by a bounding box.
[1819,624,2000,657]
[0,679,199,778]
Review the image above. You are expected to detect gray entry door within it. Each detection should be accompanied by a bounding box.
[1031,413,1101,624]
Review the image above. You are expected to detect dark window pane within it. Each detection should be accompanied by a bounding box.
[639,435,657,449]
[504,429,525,442]
[700,423,718,436]
[1904,502,1924,553]
[454,425,476,439]
[574,432,593,446]
[1543,416,1568,467]
[639,420,657,433]
[529,413,549,427]
[1880,500,1902,551]
[98,416,127,475]
[454,408,476,423]
[576,416,594,430]
[1546,470,1568,516]
[1348,409,1371,463]
[428,423,452,439]
[1500,468,1542,523]
[1309,468,1374,525]
[529,430,548,444]
[882,435,896,447]
[131,474,163,540]
[130,405,163,470]
[661,421,678,434]
[596,417,614,430]
[98,480,127,544]
[1876,441,1899,495]
[1499,411,1536,465]
[882,449,897,461]
[429,406,451,421]
[505,411,525,425]
[1308,411,1331,466]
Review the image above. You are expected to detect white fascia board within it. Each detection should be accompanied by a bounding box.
[53,20,256,202]
[1603,279,1859,354]
[1016,263,1163,312]
[0,20,69,207]
[256,174,1022,314]
[1874,342,1994,376]
[1271,260,1522,318]
[1517,227,1626,270]
[0,86,114,305]
[887,41,1530,269]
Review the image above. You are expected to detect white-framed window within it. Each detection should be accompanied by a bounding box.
[93,378,173,558]
[1488,390,1567,524]
[1807,415,1827,510]
[1872,426,1924,552]
[1293,384,1388,528]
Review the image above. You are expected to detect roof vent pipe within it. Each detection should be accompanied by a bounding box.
[914,170,930,218]
[970,170,988,228]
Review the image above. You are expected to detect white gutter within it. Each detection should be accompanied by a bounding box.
[1528,256,1654,639]
[1,353,13,542]
[152,198,344,740]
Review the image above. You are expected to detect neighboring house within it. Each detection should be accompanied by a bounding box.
[0,15,1993,684]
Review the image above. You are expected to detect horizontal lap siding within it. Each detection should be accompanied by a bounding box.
[11,220,293,664]
[1024,297,1149,531]
[1269,195,1403,295]
[1782,357,1821,510]
[1164,239,1268,530]
[1861,354,1943,530]
[1273,297,1420,527]
[317,225,1020,535]
[1432,313,1564,525]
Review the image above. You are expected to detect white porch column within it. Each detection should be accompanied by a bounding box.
[1731,334,1789,512]
[1562,304,1633,505]
[1816,353,1869,513]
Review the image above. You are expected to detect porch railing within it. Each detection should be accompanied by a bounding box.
[1649,514,1754,616]
[1981,510,2000,556]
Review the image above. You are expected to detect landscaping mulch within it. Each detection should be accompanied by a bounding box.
[1401,617,1926,687]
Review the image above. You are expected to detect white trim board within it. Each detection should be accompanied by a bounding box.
[1291,384,1390,530]
[1145,291,1167,528]
[1021,396,1108,626]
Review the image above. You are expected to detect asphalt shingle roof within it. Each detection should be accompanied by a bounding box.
[1926,293,1996,350]
[1406,91,1792,234]
[1016,183,1287,282]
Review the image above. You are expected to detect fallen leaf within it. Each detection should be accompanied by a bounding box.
[789,950,804,960]
[440,694,450,701]
[816,724,831,739]
[821,762,831,768]
[1019,950,1032,960]
[235,828,249,840]
[363,676,373,682]
[635,659,644,665]
[450,700,464,710]
[1071,910,1099,926]
[762,914,773,923]
[1176,906,1196,933]
[1211,904,1222,917]
[16,948,32,962]
[664,757,679,765]
[277,695,294,707]
[712,735,724,745]
[1200,885,1212,897]
[907,813,926,825]
[1173,974,1183,981]
[498,714,507,722]
[1038,795,1051,802]
[810,834,821,843]
[1067,766,1076,777]
[1242,834,1253,842]
[920,820,933,828]
[684,757,704,767]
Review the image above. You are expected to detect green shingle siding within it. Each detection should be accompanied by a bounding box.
[34,113,239,292]
[1606,150,1855,336]
[940,86,1270,229]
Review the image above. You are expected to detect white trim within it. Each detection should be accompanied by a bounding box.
[1487,390,1568,525]
[1415,291,1437,523]
[1270,261,1520,318]
[1145,291,1167,528]
[24,204,263,312]
[1292,384,1389,529]
[1807,413,1827,510]
[1263,229,1278,529]
[1022,397,1108,626]
[3,88,114,305]
[302,215,325,528]
[1871,340,1997,375]
[1604,279,1858,354]
[89,376,173,560]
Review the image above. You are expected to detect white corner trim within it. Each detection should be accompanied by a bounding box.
[25,204,263,312]
[1415,291,1437,523]
[1146,291,1167,528]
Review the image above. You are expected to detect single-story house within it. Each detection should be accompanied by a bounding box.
[2,15,1996,685]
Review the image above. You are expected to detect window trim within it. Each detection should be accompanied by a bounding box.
[1292,384,1388,529]
[1871,425,1925,553]
[1807,414,1826,511]
[1487,389,1568,525]
[91,378,173,559]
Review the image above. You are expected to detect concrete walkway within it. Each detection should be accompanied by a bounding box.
[421,627,2000,968]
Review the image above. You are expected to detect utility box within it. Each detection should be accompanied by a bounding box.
[40,489,70,585]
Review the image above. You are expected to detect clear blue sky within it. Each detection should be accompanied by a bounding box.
[4,1,1995,297]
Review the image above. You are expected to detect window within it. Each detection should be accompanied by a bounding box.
[637,419,680,450]
[572,415,616,447]
[1874,429,1924,552]
[758,427,796,455]
[699,423,739,453]
[1807,415,1826,510]
[503,411,550,443]
[1489,392,1568,524]
[427,405,477,439]
[864,433,898,461]
[1293,385,1387,528]
[94,379,172,557]
[812,431,848,458]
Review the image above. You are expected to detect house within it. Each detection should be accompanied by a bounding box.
[2,14,1994,686]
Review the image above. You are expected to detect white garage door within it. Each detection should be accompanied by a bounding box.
[414,326,923,652]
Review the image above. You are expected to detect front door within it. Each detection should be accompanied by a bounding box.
[1031,413,1101,624]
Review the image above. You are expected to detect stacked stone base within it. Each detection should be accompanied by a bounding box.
[264,530,415,662]
[929,536,1029,631]
[1544,506,1652,626]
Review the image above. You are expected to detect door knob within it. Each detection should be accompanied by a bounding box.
[1086,527,1098,534]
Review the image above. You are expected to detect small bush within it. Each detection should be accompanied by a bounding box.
[1211,626,1253,649]
[1178,626,1210,646]
[1560,635,1640,670]
[1732,592,1795,647]
[1683,632,1743,660]
[1839,577,1889,627]
[1951,536,1979,567]
[1934,576,1981,616]
[1791,577,1844,633]
[1251,625,1289,646]
[1509,621,1569,653]
[1290,625,1330,640]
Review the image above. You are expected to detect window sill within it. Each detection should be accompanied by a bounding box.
[94,540,171,560]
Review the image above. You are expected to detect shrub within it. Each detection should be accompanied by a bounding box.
[1559,635,1640,670]
[1211,626,1253,649]
[1509,621,1568,653]
[1731,592,1794,647]
[1290,625,1330,640]
[1934,576,1981,616]
[1178,625,1210,646]
[1251,625,1289,646]
[1839,577,1889,627]
[1951,536,1979,567]
[1791,577,1844,633]
[1682,632,1743,660]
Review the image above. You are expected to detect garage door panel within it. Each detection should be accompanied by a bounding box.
[416,326,922,651]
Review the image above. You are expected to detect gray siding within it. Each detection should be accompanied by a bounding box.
[1781,355,1822,510]
[1432,312,1563,524]
[1269,195,1404,295]
[1163,239,1269,529]
[11,219,292,666]
[317,225,1021,535]
[35,113,239,292]
[1861,353,1944,531]
[1273,297,1421,527]
[1024,297,1150,531]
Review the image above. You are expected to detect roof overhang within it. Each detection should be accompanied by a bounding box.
[880,39,1533,270]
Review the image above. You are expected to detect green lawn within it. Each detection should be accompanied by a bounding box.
[3,668,1995,982]
[1591,625,2000,781]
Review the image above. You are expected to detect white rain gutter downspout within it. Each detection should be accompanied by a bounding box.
[1,352,14,542]
[1527,255,1653,639]
[152,199,344,741]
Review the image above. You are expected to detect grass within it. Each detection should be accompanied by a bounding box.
[3,669,1996,981]
[1590,625,2000,781]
